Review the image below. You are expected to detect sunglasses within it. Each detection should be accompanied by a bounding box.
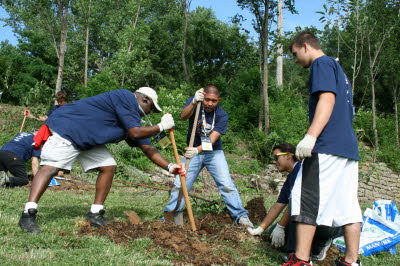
[273,152,292,161]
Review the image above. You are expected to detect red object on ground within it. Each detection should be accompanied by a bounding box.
[24,109,30,116]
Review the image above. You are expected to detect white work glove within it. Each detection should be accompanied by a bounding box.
[270,223,286,247]
[167,163,186,176]
[184,147,199,158]
[247,226,265,236]
[192,88,205,104]
[295,134,317,160]
[157,113,174,132]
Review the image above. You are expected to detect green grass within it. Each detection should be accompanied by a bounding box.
[0,186,399,265]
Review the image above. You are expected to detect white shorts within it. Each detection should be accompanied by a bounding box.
[40,132,117,172]
[291,153,363,227]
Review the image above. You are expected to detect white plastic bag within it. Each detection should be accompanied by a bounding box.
[333,200,400,256]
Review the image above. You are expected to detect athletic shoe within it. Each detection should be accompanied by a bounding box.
[310,239,332,261]
[18,208,42,234]
[335,257,362,266]
[280,253,312,266]
[86,209,107,227]
[0,171,9,188]
[238,215,254,227]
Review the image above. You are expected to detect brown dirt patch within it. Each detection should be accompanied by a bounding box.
[316,245,340,266]
[245,197,267,224]
[47,177,94,192]
[78,210,254,265]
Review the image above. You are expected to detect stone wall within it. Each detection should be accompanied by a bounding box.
[256,162,400,205]
[358,162,400,204]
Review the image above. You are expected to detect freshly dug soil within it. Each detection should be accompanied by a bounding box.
[76,197,339,265]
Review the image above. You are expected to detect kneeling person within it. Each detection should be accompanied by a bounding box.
[0,132,41,188]
[248,143,342,261]
[19,87,183,234]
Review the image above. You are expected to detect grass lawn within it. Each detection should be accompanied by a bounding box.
[0,183,399,265]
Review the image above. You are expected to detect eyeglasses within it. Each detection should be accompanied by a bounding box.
[273,152,292,161]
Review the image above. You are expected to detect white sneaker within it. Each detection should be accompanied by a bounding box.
[238,215,254,227]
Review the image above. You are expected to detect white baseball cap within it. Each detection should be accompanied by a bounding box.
[136,87,162,112]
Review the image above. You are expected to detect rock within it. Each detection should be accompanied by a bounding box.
[125,210,142,225]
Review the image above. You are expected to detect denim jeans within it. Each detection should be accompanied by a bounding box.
[164,150,248,222]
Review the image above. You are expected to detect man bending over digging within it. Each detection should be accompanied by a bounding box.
[163,85,253,227]
[18,87,184,234]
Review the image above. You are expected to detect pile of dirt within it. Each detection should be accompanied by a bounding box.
[77,197,339,265]
[78,215,243,265]
[48,178,94,192]
[245,197,267,224]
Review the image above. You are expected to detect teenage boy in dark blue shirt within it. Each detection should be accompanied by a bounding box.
[19,87,183,234]
[285,31,362,266]
[0,132,41,188]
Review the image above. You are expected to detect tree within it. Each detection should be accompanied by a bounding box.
[364,0,399,151]
[276,0,283,87]
[181,0,191,82]
[237,0,295,133]
[55,0,70,95]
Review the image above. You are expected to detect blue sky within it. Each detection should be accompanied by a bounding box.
[0,0,326,45]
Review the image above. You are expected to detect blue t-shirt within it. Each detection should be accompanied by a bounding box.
[308,56,359,160]
[125,137,152,147]
[185,97,228,150]
[46,89,145,151]
[47,105,61,117]
[0,133,41,162]
[277,162,301,204]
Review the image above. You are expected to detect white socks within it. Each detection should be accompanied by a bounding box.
[24,202,38,213]
[90,204,104,213]
[24,202,104,214]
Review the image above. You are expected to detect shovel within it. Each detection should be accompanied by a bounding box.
[168,128,197,231]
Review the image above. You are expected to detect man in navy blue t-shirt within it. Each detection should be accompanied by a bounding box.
[0,132,41,188]
[286,31,362,266]
[19,87,183,234]
[163,85,253,227]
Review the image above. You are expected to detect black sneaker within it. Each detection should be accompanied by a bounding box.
[86,209,107,227]
[19,208,42,234]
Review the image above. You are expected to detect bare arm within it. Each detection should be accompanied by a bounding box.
[307,92,336,138]
[259,202,287,230]
[128,125,161,139]
[181,101,197,120]
[31,156,40,176]
[276,207,291,227]
[139,144,169,170]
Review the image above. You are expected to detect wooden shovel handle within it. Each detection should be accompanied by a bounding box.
[169,129,197,231]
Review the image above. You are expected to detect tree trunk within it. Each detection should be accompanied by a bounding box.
[262,0,270,134]
[258,39,263,131]
[369,64,379,151]
[258,85,263,131]
[55,0,69,96]
[122,1,141,86]
[394,84,399,147]
[182,0,190,82]
[276,0,283,87]
[84,0,91,87]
